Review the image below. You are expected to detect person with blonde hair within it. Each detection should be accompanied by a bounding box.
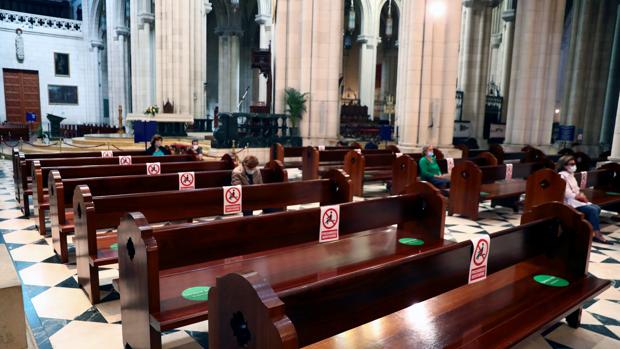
[232,155,264,216]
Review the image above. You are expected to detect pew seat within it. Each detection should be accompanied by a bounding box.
[582,188,620,207]
[479,179,527,199]
[306,258,608,349]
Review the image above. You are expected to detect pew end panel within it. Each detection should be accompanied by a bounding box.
[400,181,446,239]
[478,151,499,166]
[262,160,288,184]
[598,162,620,192]
[73,185,102,304]
[523,169,566,213]
[385,144,400,153]
[32,160,47,235]
[489,144,505,164]
[302,146,319,180]
[118,212,162,349]
[391,155,418,195]
[320,169,353,205]
[48,171,70,263]
[208,272,298,349]
[343,150,365,197]
[455,144,469,158]
[448,160,482,220]
[220,153,236,169]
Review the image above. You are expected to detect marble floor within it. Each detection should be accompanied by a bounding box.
[1,160,619,348]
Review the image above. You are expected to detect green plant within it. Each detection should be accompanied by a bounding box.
[284,88,309,128]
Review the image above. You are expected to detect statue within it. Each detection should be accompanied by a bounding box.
[15,28,24,63]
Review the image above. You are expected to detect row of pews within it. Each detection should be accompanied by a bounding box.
[9,144,614,349]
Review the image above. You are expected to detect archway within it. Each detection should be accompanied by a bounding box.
[375,0,399,122]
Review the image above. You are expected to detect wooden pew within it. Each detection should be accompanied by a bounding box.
[77,168,351,304]
[118,181,446,349]
[448,160,551,220]
[345,151,498,196]
[269,143,363,168]
[33,155,234,236]
[301,146,398,180]
[209,202,610,349]
[22,153,199,217]
[523,163,620,213]
[13,149,145,203]
[49,162,238,263]
[523,168,567,212]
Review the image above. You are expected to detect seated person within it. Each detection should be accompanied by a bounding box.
[232,155,263,216]
[419,144,450,189]
[558,155,612,245]
[188,138,204,160]
[146,134,171,156]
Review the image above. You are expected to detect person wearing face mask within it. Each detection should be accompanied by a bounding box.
[419,144,450,189]
[558,155,612,245]
[146,134,171,156]
[188,138,204,160]
[232,155,264,216]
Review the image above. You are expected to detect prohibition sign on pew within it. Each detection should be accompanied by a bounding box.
[319,205,340,243]
[468,236,490,284]
[146,162,161,175]
[119,156,132,166]
[223,185,242,214]
[178,172,196,190]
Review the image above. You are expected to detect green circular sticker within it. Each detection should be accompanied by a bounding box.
[533,275,569,287]
[399,238,425,246]
[109,243,118,251]
[182,286,211,301]
[606,192,620,196]
[480,192,490,196]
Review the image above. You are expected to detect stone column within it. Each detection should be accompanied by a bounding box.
[273,0,343,145]
[256,14,272,104]
[358,34,379,118]
[106,0,131,126]
[560,0,617,148]
[130,0,156,114]
[155,0,208,118]
[505,0,566,146]
[458,0,495,140]
[217,32,241,112]
[601,2,620,146]
[609,92,620,161]
[395,0,462,151]
[90,40,105,123]
[499,2,515,122]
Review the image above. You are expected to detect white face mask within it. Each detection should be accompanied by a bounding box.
[566,165,577,173]
[245,167,256,175]
[426,151,434,157]
[192,144,199,150]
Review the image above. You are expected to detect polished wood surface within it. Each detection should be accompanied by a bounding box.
[301,147,396,180]
[209,202,609,348]
[524,169,566,212]
[119,182,445,349]
[76,168,351,304]
[270,143,364,168]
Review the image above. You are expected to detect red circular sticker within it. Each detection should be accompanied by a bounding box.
[147,163,161,175]
[322,208,339,229]
[120,156,131,165]
[225,187,241,204]
[180,173,195,186]
[473,239,489,266]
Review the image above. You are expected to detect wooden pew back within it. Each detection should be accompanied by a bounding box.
[301,147,395,180]
[523,169,567,212]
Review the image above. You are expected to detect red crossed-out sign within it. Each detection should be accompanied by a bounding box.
[146,162,161,175]
[222,185,242,214]
[319,205,340,243]
[178,172,195,190]
[119,156,132,166]
[101,151,113,157]
[468,235,491,284]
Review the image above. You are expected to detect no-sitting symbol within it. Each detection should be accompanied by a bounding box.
[178,172,195,190]
[468,235,491,284]
[319,205,340,243]
[473,239,489,266]
[119,156,132,166]
[222,185,242,214]
[322,208,339,230]
[146,162,161,175]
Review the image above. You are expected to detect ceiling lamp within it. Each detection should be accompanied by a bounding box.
[385,0,393,39]
[348,0,356,33]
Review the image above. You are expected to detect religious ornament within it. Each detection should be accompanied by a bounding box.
[144,105,160,117]
[347,0,356,33]
[15,28,24,63]
[385,0,393,40]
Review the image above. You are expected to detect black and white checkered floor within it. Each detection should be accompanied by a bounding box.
[1,161,619,348]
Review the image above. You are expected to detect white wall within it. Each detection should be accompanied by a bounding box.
[0,9,101,127]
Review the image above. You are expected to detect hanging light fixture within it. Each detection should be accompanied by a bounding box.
[231,0,239,11]
[385,0,393,39]
[348,0,356,33]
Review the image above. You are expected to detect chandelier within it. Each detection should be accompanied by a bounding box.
[385,0,393,39]
[348,0,356,33]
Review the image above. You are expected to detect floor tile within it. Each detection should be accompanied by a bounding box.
[587,300,620,322]
[10,244,55,262]
[95,300,121,324]
[32,288,92,320]
[0,208,26,219]
[588,263,620,280]
[49,321,123,349]
[19,263,75,287]
[162,331,203,349]
[3,229,46,244]
[545,323,620,349]
[0,218,36,230]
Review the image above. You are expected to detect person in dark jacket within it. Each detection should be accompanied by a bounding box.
[146,134,171,156]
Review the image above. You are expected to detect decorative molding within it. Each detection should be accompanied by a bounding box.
[138,12,155,25]
[0,9,82,33]
[463,0,501,9]
[491,32,502,48]
[502,9,515,22]
[115,26,130,37]
[90,39,105,50]
[255,14,272,26]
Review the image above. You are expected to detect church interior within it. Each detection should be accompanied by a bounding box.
[1,0,620,348]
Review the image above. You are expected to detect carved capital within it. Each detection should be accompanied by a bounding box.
[115,26,130,38]
[502,9,515,22]
[90,39,105,50]
[138,12,155,25]
[491,32,502,48]
[463,0,500,9]
[255,14,272,26]
[204,0,213,14]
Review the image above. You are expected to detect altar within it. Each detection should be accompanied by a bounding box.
[127,113,193,137]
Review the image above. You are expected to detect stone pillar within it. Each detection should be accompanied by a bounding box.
[155,0,208,118]
[458,0,495,140]
[218,32,241,112]
[505,0,566,146]
[609,92,620,161]
[106,0,131,126]
[273,0,343,145]
[560,0,617,147]
[499,2,515,122]
[395,0,462,151]
[358,35,379,118]
[601,2,620,146]
[90,40,105,123]
[256,14,272,104]
[131,0,156,114]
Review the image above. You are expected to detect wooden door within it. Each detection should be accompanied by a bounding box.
[3,69,41,129]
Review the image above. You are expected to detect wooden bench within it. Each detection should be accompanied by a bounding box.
[448,160,552,220]
[77,168,351,304]
[32,155,213,235]
[301,147,398,180]
[523,163,620,213]
[49,158,238,263]
[208,202,610,349]
[345,151,498,196]
[269,143,363,168]
[12,149,145,204]
[118,181,445,349]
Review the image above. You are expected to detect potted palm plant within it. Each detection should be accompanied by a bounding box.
[285,88,308,137]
